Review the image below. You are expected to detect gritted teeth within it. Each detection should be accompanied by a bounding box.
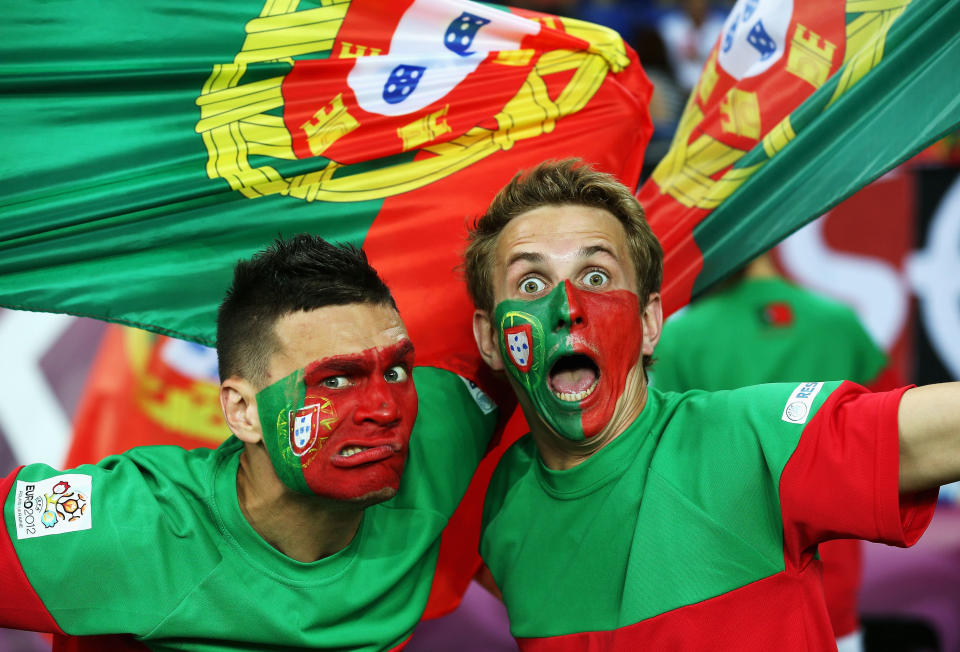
[338,446,368,458]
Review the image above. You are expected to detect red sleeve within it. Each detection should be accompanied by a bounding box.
[779,382,937,570]
[0,467,65,633]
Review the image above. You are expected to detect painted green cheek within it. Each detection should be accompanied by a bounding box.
[494,285,586,442]
[255,368,312,494]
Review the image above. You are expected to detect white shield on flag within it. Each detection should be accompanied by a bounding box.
[348,0,540,116]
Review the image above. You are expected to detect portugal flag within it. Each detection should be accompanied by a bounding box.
[0,0,653,386]
[640,0,960,316]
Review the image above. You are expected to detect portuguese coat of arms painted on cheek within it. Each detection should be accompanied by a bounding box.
[504,324,533,373]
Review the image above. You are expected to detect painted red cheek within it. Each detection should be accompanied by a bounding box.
[566,285,643,437]
[296,341,418,501]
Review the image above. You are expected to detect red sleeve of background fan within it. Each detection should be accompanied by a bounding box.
[779,382,937,571]
[0,467,65,633]
[421,406,526,619]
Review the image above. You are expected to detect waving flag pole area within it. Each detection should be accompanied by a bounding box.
[639,0,960,316]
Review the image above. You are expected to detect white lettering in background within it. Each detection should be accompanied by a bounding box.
[907,174,960,381]
[778,214,908,352]
[0,311,75,469]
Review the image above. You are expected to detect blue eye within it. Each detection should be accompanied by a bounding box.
[520,277,546,294]
[384,366,409,383]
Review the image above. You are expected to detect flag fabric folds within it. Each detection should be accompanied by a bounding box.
[0,0,653,384]
[639,0,960,316]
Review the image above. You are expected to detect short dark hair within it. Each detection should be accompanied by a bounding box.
[217,235,397,386]
[464,159,663,371]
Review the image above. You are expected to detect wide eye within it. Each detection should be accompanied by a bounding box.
[384,365,409,383]
[322,376,350,389]
[519,277,546,295]
[583,270,609,288]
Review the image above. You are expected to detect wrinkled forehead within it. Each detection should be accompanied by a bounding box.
[268,303,410,383]
[493,205,633,276]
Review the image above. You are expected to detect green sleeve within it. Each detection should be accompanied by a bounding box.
[398,367,498,516]
[7,447,223,636]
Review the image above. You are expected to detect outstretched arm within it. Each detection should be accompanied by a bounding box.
[898,382,960,493]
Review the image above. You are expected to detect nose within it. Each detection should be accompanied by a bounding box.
[552,280,586,332]
[353,381,402,426]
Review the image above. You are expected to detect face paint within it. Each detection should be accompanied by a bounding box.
[495,281,643,441]
[255,341,418,501]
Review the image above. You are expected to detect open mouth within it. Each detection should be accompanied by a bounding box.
[549,353,599,402]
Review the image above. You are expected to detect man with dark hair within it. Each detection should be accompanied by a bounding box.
[466,158,960,649]
[1,235,497,651]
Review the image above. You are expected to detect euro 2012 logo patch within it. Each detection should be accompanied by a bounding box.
[13,474,92,540]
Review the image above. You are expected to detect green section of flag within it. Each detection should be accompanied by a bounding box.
[0,0,384,345]
[691,0,960,296]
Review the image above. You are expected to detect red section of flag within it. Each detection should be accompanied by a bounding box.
[65,327,225,468]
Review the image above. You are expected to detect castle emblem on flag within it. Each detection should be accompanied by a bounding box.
[504,324,533,373]
[289,405,320,456]
[444,12,490,56]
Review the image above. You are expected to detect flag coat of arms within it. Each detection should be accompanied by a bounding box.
[504,324,533,373]
[290,405,320,456]
[638,0,960,316]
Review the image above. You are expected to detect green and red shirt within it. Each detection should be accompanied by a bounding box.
[1,367,497,651]
[480,382,935,650]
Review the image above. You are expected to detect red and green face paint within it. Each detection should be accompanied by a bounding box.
[256,341,418,501]
[495,281,643,441]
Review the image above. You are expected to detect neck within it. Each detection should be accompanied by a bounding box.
[236,443,363,562]
[529,368,649,470]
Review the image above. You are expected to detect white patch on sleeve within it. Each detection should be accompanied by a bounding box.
[460,376,497,415]
[781,382,823,425]
[13,474,92,540]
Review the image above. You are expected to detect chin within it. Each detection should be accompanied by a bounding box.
[342,485,398,508]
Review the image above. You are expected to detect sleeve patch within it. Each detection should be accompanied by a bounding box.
[781,382,823,425]
[13,474,92,540]
[459,376,497,415]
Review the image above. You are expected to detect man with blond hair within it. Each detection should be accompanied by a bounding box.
[466,158,960,650]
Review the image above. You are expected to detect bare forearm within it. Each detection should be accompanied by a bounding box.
[899,382,960,493]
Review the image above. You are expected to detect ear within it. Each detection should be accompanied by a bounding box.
[473,309,505,372]
[640,292,663,357]
[220,377,263,445]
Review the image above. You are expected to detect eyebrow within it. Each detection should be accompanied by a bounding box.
[578,244,618,260]
[505,251,543,268]
[387,339,416,365]
[303,339,415,384]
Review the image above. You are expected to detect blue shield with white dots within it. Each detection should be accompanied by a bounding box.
[746,20,777,60]
[444,12,490,57]
[382,64,427,105]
